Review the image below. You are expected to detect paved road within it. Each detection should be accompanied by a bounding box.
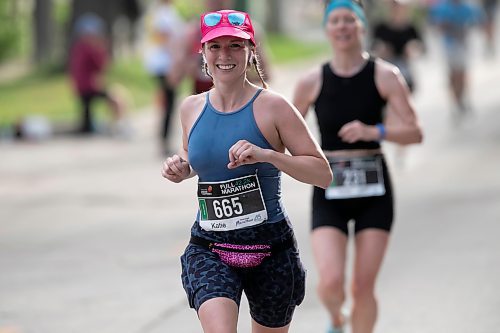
[1,29,500,333]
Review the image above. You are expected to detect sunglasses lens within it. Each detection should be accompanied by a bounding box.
[204,13,222,27]
[228,13,246,26]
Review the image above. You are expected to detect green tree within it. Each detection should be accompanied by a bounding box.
[0,0,22,62]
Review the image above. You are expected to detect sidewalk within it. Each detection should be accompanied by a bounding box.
[1,28,500,333]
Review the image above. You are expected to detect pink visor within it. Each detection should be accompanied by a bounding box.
[200,10,255,45]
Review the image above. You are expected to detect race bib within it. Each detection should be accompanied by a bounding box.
[197,174,268,231]
[326,155,386,199]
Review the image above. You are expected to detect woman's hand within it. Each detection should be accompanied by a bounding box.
[338,120,379,143]
[162,154,191,183]
[227,140,267,169]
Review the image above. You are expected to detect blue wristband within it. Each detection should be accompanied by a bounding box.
[375,123,386,141]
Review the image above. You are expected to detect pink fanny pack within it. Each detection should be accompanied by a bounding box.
[211,243,272,268]
[190,236,294,268]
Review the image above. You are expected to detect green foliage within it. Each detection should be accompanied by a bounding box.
[107,58,156,107]
[0,25,18,61]
[267,34,329,63]
[0,0,21,61]
[54,1,71,26]
[0,70,74,127]
[174,0,204,20]
[0,34,329,128]
[0,58,156,127]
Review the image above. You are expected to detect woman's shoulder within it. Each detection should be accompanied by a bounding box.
[374,57,401,80]
[374,58,408,97]
[296,65,323,89]
[181,91,206,107]
[290,65,323,100]
[179,92,207,117]
[255,88,294,111]
[291,65,324,108]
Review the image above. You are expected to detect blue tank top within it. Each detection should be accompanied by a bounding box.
[188,89,286,226]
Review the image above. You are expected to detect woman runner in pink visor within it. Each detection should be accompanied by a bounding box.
[162,9,332,333]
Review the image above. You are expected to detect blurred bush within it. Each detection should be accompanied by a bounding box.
[0,1,22,62]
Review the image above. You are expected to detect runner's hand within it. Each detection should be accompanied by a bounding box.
[338,120,379,143]
[162,155,191,183]
[228,140,265,169]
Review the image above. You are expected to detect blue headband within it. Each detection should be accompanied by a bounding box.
[324,0,367,26]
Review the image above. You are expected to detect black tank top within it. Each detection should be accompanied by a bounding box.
[313,58,387,151]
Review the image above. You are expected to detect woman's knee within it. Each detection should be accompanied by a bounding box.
[317,273,344,299]
[198,297,238,333]
[351,276,376,301]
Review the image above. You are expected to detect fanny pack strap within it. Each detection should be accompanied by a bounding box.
[189,235,295,255]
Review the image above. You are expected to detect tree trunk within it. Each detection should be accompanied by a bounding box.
[33,0,54,64]
[233,0,247,12]
[265,0,282,34]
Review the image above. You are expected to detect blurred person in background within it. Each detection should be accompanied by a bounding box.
[143,0,186,155]
[429,0,484,121]
[480,0,498,55]
[185,0,231,94]
[185,0,271,94]
[293,1,423,332]
[372,0,424,93]
[372,0,424,167]
[162,9,332,333]
[69,13,129,136]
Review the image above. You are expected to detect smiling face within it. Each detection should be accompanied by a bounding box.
[325,7,364,52]
[202,36,253,81]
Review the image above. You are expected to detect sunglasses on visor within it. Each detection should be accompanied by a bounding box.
[202,11,247,27]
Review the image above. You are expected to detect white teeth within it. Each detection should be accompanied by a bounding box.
[335,35,350,41]
[217,64,236,70]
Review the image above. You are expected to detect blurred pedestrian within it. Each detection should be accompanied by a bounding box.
[143,0,186,155]
[184,0,230,94]
[293,1,423,332]
[429,0,484,119]
[162,9,332,333]
[480,0,498,55]
[372,0,424,92]
[185,0,271,94]
[372,0,424,167]
[69,13,129,135]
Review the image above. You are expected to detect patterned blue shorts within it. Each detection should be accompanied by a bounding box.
[180,233,306,328]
